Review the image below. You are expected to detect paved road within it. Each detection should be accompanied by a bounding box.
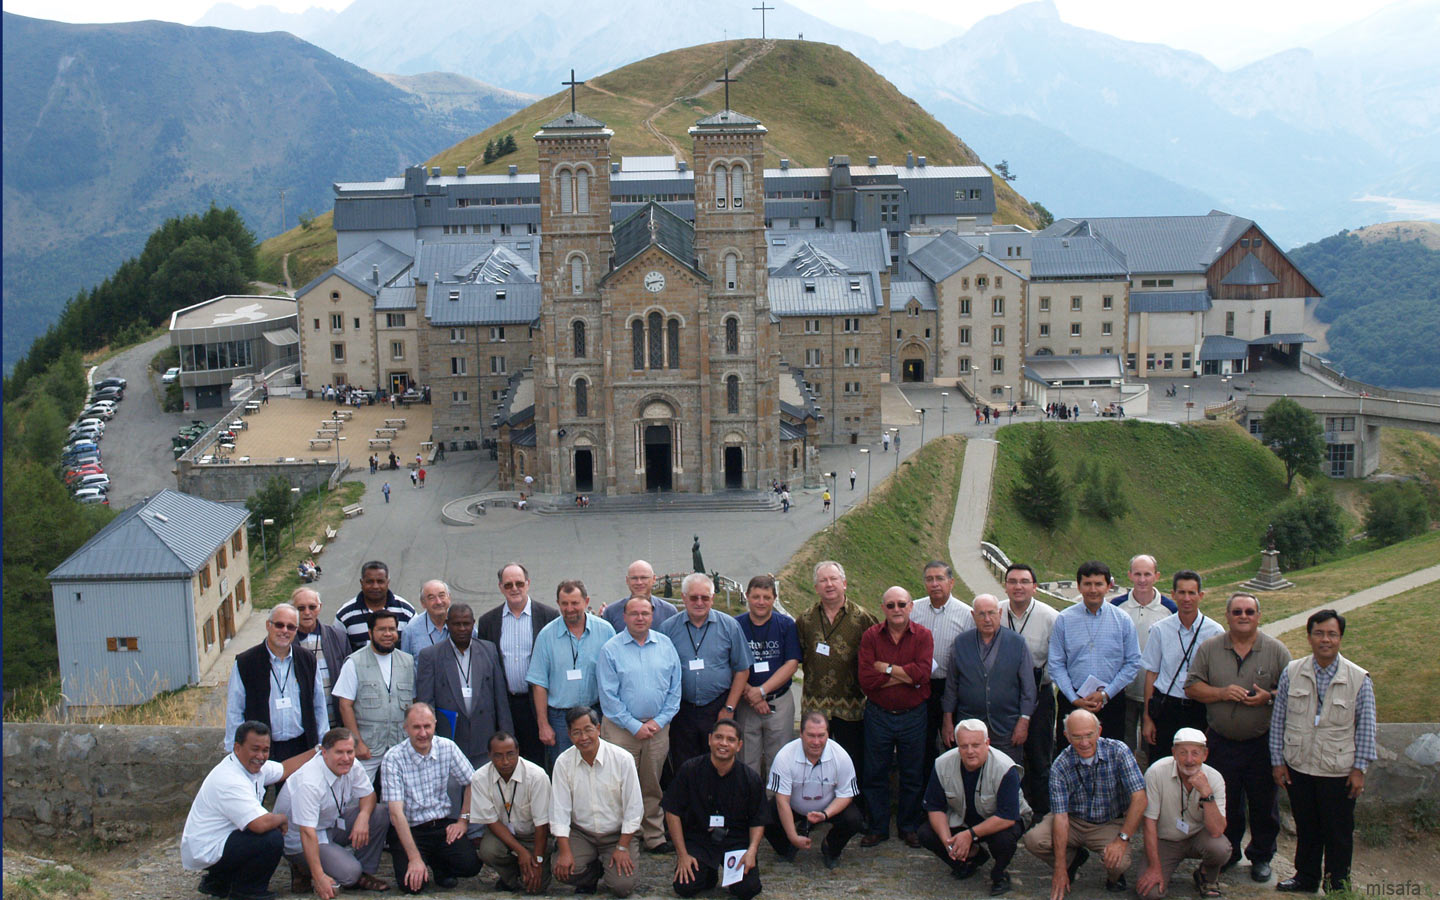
[1263,563,1440,637]
[948,439,1004,598]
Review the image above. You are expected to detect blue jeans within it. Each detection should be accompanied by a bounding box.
[862,702,927,836]
[546,706,573,769]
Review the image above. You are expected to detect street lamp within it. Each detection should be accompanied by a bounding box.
[940,392,949,437]
[1005,384,1013,421]
[859,448,871,500]
[290,487,300,546]
[918,407,927,448]
[827,471,838,527]
[1186,383,1194,424]
[260,518,275,573]
[891,428,901,473]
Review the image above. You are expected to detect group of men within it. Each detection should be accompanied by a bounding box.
[183,552,1375,899]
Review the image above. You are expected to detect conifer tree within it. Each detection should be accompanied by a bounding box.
[1015,426,1071,530]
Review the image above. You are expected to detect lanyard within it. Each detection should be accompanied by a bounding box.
[1163,616,1206,697]
[567,628,586,667]
[329,779,347,817]
[819,607,848,645]
[686,620,711,656]
[497,778,517,822]
[271,656,293,698]
[1007,603,1033,636]
[454,648,471,688]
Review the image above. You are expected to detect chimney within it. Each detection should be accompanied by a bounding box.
[434,273,440,285]
[867,155,878,167]
[611,162,620,174]
[371,264,380,284]
[508,164,518,176]
[457,165,467,177]
[780,158,790,170]
[431,166,441,177]
[906,151,914,167]
[677,160,687,173]
[917,156,927,167]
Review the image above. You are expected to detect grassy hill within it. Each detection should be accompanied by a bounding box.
[260,38,1041,280]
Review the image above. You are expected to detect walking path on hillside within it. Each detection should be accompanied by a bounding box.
[1262,563,1440,637]
[948,438,1004,597]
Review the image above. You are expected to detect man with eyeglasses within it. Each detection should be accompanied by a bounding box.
[998,564,1059,816]
[600,559,679,632]
[478,562,559,766]
[1184,591,1290,884]
[225,603,330,761]
[291,587,350,727]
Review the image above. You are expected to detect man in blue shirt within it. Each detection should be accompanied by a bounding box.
[400,580,451,656]
[527,579,615,768]
[1048,561,1141,743]
[600,559,679,633]
[659,572,754,774]
[734,574,802,780]
[597,595,683,853]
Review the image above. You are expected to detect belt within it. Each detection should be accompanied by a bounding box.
[414,818,451,830]
[764,687,791,702]
[872,703,923,716]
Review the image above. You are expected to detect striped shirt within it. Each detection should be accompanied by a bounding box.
[1048,601,1141,702]
[381,736,474,825]
[498,599,534,693]
[910,595,974,677]
[335,592,415,652]
[1268,657,1377,771]
[1049,737,1145,824]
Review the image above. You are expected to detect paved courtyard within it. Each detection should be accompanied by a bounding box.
[212,395,433,469]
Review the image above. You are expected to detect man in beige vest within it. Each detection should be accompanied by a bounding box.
[1270,609,1376,893]
[334,610,417,781]
[1136,728,1229,899]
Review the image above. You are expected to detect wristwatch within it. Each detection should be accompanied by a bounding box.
[724,705,736,713]
[1198,794,1215,804]
[886,664,894,676]
[534,856,545,863]
[1117,832,1130,843]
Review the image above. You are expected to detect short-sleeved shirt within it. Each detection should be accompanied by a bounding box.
[922,763,1022,827]
[766,738,859,814]
[1185,631,1291,740]
[1143,756,1226,842]
[526,613,616,710]
[659,610,755,705]
[1141,613,1224,699]
[735,612,802,689]
[275,751,376,854]
[662,756,770,854]
[1049,737,1145,825]
[181,754,285,869]
[468,757,551,836]
[999,598,1060,685]
[795,599,880,721]
[381,736,475,825]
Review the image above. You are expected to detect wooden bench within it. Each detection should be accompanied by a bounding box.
[369,438,392,449]
[375,427,398,438]
[243,402,261,413]
[230,419,248,430]
[324,526,337,540]
[342,503,364,518]
[385,418,407,429]
[309,438,332,448]
[309,541,324,556]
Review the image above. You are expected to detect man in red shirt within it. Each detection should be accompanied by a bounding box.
[858,586,933,848]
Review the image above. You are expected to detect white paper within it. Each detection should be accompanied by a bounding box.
[689,658,706,671]
[709,815,726,827]
[722,850,746,886]
[753,661,770,674]
[815,642,831,657]
[1077,675,1107,698]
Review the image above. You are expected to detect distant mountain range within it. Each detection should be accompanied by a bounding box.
[0,12,530,366]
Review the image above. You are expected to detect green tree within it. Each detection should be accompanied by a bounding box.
[995,160,1016,182]
[149,235,249,320]
[18,395,67,464]
[501,134,517,155]
[246,476,298,558]
[1364,482,1430,545]
[1014,426,1071,530]
[1032,201,1055,229]
[1260,398,1325,488]
[1268,490,1345,569]
[298,209,317,231]
[483,139,496,164]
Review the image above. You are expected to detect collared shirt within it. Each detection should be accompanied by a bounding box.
[1268,656,1378,771]
[1143,756,1226,843]
[999,597,1060,685]
[1186,631,1291,740]
[1142,613,1225,699]
[659,610,755,705]
[910,595,975,677]
[1048,601,1141,702]
[335,591,416,651]
[735,611,802,689]
[527,613,616,709]
[1049,737,1146,824]
[469,757,551,836]
[601,595,679,633]
[596,629,682,734]
[922,760,1022,825]
[224,645,329,745]
[296,629,333,696]
[499,598,535,693]
[795,599,880,721]
[275,751,375,854]
[857,621,933,711]
[1114,591,1177,700]
[381,735,475,825]
[662,756,770,849]
[401,614,449,657]
[550,739,644,837]
[181,754,285,869]
[766,738,859,814]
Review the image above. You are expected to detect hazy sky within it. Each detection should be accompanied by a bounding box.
[0,0,1413,69]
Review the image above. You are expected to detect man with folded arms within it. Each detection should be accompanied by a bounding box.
[468,732,552,893]
[275,727,391,896]
[765,711,863,869]
[1136,728,1229,900]
[663,720,768,900]
[382,703,482,893]
[551,708,644,897]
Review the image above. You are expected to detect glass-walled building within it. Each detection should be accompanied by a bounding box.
[169,295,298,409]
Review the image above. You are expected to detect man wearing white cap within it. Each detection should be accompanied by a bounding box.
[1136,728,1229,899]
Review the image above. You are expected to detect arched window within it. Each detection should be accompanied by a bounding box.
[576,169,590,213]
[667,318,681,369]
[648,311,665,369]
[632,320,644,370]
[724,253,739,291]
[726,375,740,414]
[714,166,728,210]
[570,257,584,294]
[725,317,739,355]
[731,164,745,209]
[575,377,589,417]
[792,448,799,468]
[559,170,573,214]
[573,320,587,358]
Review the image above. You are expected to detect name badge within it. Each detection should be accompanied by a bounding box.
[815,642,831,657]
[1314,714,1322,727]
[566,668,584,681]
[1174,817,1190,835]
[689,658,706,671]
[709,815,725,828]
[461,685,473,699]
[335,816,346,832]
[274,696,294,710]
[753,661,771,674]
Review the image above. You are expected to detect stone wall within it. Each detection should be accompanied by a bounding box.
[176,458,345,502]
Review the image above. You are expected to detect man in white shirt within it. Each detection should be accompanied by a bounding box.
[911,560,974,774]
[382,703,482,893]
[765,711,863,868]
[1111,554,1176,758]
[181,721,315,900]
[469,732,552,893]
[274,727,391,896]
[997,563,1059,817]
[551,707,644,897]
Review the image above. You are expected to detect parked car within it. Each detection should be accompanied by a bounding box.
[75,473,111,491]
[66,453,102,468]
[91,388,123,402]
[75,417,106,432]
[64,438,99,454]
[163,366,181,384]
[65,466,105,484]
[83,401,117,418]
[69,428,104,444]
[95,377,127,389]
[73,488,108,504]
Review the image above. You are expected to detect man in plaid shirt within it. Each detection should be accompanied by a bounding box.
[1023,709,1146,898]
[382,703,482,893]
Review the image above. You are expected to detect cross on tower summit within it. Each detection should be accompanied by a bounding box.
[716,66,738,111]
[562,68,584,114]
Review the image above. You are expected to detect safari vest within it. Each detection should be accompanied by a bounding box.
[934,746,1032,830]
[1281,653,1367,778]
[351,646,415,754]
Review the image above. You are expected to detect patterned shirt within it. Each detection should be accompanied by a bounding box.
[335,591,416,651]
[909,596,974,677]
[1268,656,1377,771]
[796,599,880,721]
[1049,737,1145,824]
[381,735,475,825]
[1048,601,1141,703]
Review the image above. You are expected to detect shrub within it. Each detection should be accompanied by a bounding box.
[1364,482,1430,545]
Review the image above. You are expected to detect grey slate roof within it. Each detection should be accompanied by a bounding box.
[1249,332,1315,346]
[375,286,416,310]
[693,109,763,128]
[770,275,878,316]
[610,202,700,276]
[48,490,249,582]
[299,239,413,299]
[890,280,937,311]
[540,111,608,130]
[908,230,1028,282]
[1199,335,1249,361]
[1042,213,1252,275]
[770,242,850,277]
[426,283,541,326]
[767,230,888,273]
[1129,290,1213,313]
[1220,252,1280,286]
[1031,231,1128,279]
[413,239,540,286]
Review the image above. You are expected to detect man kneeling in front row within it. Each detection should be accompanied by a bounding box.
[765,711,864,869]
[275,727,392,896]
[181,721,317,900]
[1137,728,1230,899]
[919,718,1030,896]
[663,719,768,900]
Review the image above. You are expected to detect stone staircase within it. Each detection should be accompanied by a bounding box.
[534,490,782,515]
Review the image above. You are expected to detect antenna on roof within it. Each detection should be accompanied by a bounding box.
[562,69,585,115]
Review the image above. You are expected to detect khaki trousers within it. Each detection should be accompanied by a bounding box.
[1023,813,1132,878]
[1139,832,1233,898]
[476,829,552,893]
[601,717,669,848]
[735,687,796,782]
[562,827,636,898]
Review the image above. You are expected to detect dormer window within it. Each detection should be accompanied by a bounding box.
[804,281,816,293]
[448,290,460,302]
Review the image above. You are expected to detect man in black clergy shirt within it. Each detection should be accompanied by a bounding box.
[662,719,769,900]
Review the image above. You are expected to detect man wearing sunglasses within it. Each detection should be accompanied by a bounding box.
[225,603,330,762]
[1183,592,1290,884]
[479,562,559,766]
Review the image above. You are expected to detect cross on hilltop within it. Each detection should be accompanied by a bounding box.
[754,2,774,40]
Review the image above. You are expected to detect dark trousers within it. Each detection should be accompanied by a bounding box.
[1206,730,1279,864]
[508,692,544,766]
[828,715,868,824]
[924,678,946,777]
[862,703,927,836]
[918,819,1023,878]
[269,735,312,763]
[1146,696,1208,762]
[389,819,482,893]
[670,695,727,772]
[1023,685,1055,816]
[765,803,864,859]
[206,828,284,897]
[672,858,761,900]
[1287,770,1356,888]
[1056,691,1124,752]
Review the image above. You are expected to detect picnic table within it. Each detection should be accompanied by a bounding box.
[243,401,261,413]
[384,418,407,429]
[230,419,248,431]
[309,438,332,448]
[369,438,392,449]
[375,427,398,438]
